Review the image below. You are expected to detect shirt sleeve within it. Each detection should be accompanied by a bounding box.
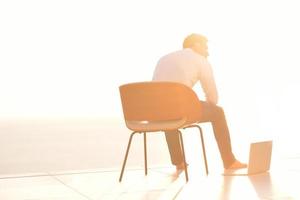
[198,58,219,105]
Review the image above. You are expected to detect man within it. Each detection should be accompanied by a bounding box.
[152,33,247,172]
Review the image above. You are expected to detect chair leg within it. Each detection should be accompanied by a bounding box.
[143,132,148,175]
[195,125,209,175]
[178,130,189,182]
[119,131,138,182]
[184,125,209,175]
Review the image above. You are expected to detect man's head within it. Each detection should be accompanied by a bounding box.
[183,33,209,58]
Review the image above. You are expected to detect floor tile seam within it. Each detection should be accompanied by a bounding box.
[49,173,94,200]
[101,189,173,200]
[0,166,171,180]
[103,188,167,195]
[103,177,185,197]
[171,186,185,200]
[0,173,50,180]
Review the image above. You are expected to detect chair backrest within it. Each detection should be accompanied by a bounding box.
[119,81,202,123]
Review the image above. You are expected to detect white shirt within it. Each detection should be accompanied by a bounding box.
[152,48,218,104]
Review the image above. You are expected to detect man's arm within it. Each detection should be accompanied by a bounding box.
[198,60,218,105]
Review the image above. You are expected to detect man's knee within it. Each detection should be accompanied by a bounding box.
[215,105,225,114]
[213,105,226,120]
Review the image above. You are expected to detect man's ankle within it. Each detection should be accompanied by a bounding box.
[175,162,188,170]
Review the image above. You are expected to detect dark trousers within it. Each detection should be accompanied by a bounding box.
[165,101,236,169]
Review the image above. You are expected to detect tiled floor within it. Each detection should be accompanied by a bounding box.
[1,158,300,200]
[1,119,300,199]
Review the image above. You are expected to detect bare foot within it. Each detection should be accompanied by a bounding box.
[226,160,247,170]
[176,162,188,170]
[171,162,188,177]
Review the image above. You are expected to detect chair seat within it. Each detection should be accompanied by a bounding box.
[125,118,187,132]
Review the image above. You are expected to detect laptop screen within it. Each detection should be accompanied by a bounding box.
[248,141,273,174]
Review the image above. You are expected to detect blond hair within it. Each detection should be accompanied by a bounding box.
[183,33,207,49]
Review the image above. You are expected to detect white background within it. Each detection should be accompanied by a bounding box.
[1,0,300,154]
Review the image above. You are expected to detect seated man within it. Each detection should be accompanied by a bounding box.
[152,33,247,172]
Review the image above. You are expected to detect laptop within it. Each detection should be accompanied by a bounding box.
[223,140,273,176]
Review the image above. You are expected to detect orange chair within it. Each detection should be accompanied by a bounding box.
[118,81,208,182]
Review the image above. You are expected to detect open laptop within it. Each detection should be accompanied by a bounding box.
[223,140,273,176]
